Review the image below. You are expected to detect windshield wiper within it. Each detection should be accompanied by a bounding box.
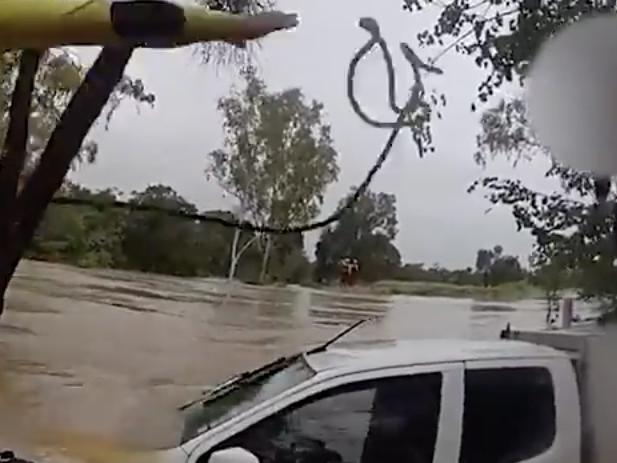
[178,355,297,411]
[306,317,371,354]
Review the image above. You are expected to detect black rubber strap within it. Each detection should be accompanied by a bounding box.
[110,0,186,41]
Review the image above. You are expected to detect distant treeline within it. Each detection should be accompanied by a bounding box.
[394,251,526,288]
[30,182,533,290]
[30,182,310,284]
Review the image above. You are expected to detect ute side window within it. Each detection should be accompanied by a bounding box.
[202,373,442,463]
[459,367,556,463]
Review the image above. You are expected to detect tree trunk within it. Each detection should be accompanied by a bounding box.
[0,50,40,224]
[228,231,258,282]
[227,228,241,281]
[0,46,134,314]
[0,50,41,315]
[259,235,272,284]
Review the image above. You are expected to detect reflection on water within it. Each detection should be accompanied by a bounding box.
[0,260,592,461]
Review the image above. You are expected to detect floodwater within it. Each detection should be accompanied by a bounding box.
[0,260,587,461]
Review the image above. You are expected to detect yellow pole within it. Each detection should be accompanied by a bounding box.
[0,0,298,50]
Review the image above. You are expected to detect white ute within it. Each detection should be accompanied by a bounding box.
[151,331,584,463]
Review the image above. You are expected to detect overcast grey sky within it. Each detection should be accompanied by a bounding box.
[70,0,562,269]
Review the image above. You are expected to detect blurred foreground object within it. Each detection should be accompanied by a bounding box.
[527,15,617,177]
[0,0,298,49]
[0,451,34,463]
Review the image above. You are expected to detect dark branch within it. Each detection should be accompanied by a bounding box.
[0,50,41,231]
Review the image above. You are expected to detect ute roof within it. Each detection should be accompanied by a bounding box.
[305,338,563,372]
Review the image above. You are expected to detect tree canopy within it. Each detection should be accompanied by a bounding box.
[207,66,338,281]
[407,0,612,102]
[0,50,153,175]
[207,66,339,229]
[473,244,524,286]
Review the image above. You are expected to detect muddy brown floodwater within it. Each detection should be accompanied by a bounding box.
[0,260,588,462]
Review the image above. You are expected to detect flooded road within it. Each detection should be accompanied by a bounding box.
[0,260,569,460]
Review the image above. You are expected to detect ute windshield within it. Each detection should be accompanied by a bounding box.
[179,355,315,444]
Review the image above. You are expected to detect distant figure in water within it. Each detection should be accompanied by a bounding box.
[339,257,360,286]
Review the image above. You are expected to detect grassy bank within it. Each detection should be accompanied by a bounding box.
[367,280,544,301]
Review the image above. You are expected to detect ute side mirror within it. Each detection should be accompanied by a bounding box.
[208,447,259,463]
